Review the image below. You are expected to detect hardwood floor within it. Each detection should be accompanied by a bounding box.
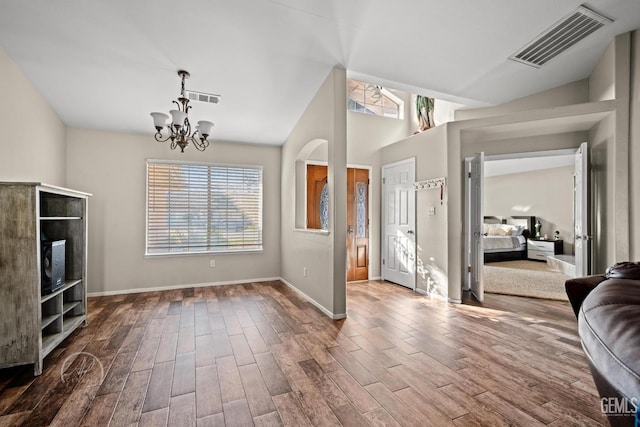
[0,280,606,426]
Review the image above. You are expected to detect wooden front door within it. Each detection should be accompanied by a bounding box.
[347,168,369,282]
[306,165,369,282]
[306,165,328,230]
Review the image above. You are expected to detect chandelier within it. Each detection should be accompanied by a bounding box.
[150,70,215,152]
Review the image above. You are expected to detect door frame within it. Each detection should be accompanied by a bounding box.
[574,142,591,276]
[381,158,416,290]
[463,147,592,297]
[465,153,484,302]
[305,160,373,280]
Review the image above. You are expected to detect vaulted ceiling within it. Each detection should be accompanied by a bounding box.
[1,0,639,145]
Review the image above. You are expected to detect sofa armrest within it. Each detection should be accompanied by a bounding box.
[565,275,607,318]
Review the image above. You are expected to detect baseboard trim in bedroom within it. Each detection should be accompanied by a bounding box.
[87,277,281,297]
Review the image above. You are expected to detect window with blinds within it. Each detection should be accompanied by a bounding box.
[146,160,263,254]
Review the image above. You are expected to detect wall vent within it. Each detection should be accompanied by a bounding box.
[185,90,221,104]
[509,5,612,68]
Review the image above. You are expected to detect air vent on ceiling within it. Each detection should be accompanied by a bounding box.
[509,5,612,68]
[185,90,221,104]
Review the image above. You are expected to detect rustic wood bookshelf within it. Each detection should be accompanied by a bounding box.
[0,183,90,375]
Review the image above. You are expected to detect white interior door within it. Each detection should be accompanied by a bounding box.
[468,153,484,302]
[382,159,416,290]
[574,142,590,277]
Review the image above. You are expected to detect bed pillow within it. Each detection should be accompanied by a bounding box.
[510,225,525,236]
[487,225,513,236]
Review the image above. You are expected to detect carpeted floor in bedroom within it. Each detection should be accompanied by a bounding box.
[483,260,570,301]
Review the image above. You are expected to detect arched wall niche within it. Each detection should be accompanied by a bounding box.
[295,138,328,230]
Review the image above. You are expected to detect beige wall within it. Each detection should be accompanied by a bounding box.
[0,47,66,186]
[280,68,347,318]
[484,166,575,253]
[588,32,632,268]
[590,114,615,271]
[455,79,590,121]
[381,125,449,299]
[590,41,615,102]
[66,128,281,294]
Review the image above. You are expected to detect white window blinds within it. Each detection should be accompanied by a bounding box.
[146,160,263,254]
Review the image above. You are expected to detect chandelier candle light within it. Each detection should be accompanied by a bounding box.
[150,70,215,152]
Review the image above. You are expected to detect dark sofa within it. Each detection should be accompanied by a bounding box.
[565,263,640,427]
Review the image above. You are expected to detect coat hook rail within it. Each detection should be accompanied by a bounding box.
[413,177,445,191]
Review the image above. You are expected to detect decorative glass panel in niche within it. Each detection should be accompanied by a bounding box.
[356,182,367,237]
[320,184,329,231]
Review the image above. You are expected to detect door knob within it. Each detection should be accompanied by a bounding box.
[407,230,414,235]
[348,225,354,234]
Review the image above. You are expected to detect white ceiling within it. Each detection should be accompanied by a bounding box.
[1,0,639,145]
[485,154,576,177]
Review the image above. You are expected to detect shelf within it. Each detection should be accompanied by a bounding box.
[41,279,82,303]
[41,314,60,330]
[42,333,61,355]
[63,315,85,332]
[41,315,86,358]
[63,301,81,315]
[40,216,82,221]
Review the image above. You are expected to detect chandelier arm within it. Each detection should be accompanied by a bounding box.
[191,135,209,151]
[154,130,173,143]
[184,116,192,138]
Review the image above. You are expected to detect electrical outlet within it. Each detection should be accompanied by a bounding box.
[303,267,307,277]
[209,259,216,268]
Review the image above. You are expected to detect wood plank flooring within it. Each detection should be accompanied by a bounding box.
[0,280,607,426]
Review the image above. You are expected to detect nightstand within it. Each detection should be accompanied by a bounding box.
[527,239,563,262]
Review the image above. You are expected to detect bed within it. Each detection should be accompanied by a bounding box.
[483,216,535,263]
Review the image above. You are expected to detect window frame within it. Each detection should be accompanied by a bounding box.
[145,159,264,257]
[346,79,405,120]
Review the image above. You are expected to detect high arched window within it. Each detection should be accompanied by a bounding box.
[347,79,404,119]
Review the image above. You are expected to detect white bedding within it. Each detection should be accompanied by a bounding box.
[483,235,526,252]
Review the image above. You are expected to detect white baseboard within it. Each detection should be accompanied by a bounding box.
[87,277,280,297]
[369,276,382,281]
[279,277,346,320]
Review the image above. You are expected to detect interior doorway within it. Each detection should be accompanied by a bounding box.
[464,145,591,302]
[306,164,370,282]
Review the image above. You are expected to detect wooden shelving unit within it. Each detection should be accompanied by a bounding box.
[0,182,90,376]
